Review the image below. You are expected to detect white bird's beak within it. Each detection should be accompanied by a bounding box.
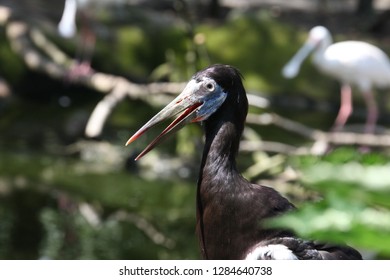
[282,40,317,79]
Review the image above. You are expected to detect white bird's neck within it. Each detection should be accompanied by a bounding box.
[312,34,333,66]
[58,0,78,38]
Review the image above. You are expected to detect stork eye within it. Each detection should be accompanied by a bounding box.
[205,82,215,91]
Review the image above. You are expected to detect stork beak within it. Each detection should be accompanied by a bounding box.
[282,40,316,78]
[125,78,226,160]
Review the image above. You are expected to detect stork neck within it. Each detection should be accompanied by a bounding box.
[199,104,245,191]
[206,123,239,168]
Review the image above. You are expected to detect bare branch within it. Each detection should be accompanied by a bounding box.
[247,113,390,151]
[6,21,67,79]
[2,8,185,138]
[3,4,390,150]
[85,83,128,138]
[240,140,305,155]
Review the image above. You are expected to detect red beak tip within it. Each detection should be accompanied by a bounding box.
[125,134,139,146]
[125,139,132,146]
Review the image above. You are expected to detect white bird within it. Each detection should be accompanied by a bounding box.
[282,26,390,134]
[58,0,124,37]
[58,0,78,38]
[57,0,97,77]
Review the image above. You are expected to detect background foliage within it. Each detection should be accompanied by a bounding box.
[0,0,389,259]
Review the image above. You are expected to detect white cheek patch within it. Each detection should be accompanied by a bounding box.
[245,244,298,260]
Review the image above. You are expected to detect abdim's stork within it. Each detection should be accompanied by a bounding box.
[126,64,362,260]
[283,26,390,134]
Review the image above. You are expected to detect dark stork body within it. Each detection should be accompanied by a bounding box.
[126,64,362,260]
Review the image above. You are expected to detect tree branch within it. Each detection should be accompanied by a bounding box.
[247,113,390,153]
[2,5,390,152]
[2,8,185,137]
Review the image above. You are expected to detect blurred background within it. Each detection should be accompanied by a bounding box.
[0,0,390,259]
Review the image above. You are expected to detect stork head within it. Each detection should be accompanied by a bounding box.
[282,26,332,78]
[125,65,246,160]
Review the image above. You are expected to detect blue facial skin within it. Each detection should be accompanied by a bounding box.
[195,80,227,122]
